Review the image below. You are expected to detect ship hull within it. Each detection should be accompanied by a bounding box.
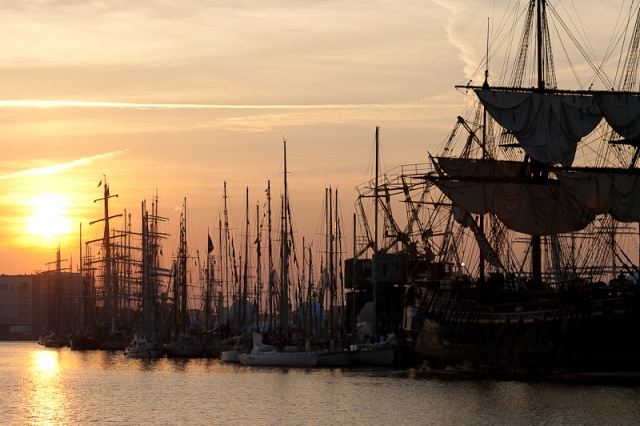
[409,284,640,380]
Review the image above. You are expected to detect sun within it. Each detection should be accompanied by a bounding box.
[26,193,73,238]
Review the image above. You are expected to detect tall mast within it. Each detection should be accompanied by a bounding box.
[281,139,289,338]
[180,198,188,334]
[205,227,213,330]
[242,187,249,332]
[223,182,230,329]
[536,0,545,89]
[532,0,545,284]
[479,17,490,284]
[329,187,335,340]
[267,180,273,335]
[372,126,379,334]
[90,177,121,333]
[255,201,262,334]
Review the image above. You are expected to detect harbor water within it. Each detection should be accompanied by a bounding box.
[2,342,640,425]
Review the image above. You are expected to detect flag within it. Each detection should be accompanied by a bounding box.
[207,234,214,253]
[97,179,102,188]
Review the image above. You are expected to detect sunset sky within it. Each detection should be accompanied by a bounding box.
[0,1,635,275]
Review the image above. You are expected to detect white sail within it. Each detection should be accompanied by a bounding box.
[474,89,603,167]
[594,92,640,141]
[555,170,640,222]
[433,158,596,236]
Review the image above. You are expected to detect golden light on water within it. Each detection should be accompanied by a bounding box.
[28,350,67,423]
[33,350,60,374]
[26,193,72,238]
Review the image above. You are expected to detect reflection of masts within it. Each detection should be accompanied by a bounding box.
[90,178,122,333]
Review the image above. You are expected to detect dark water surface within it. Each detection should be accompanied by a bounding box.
[2,342,639,425]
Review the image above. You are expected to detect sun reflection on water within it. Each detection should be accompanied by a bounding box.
[28,350,67,424]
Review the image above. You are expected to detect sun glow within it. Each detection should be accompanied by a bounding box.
[33,350,60,375]
[26,193,73,238]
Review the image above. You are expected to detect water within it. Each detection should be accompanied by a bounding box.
[2,342,640,425]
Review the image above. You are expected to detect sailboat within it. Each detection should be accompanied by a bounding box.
[389,0,640,380]
[70,224,100,351]
[345,127,397,367]
[40,246,69,348]
[126,196,166,359]
[238,140,318,368]
[164,199,205,358]
[90,178,128,351]
[314,187,351,367]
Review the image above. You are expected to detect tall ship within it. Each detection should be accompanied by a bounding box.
[349,0,640,380]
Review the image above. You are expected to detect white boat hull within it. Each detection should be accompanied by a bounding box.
[220,350,241,363]
[238,351,318,367]
[126,344,163,359]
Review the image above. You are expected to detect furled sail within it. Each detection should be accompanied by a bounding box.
[555,170,640,222]
[593,92,640,142]
[474,89,603,167]
[432,158,596,236]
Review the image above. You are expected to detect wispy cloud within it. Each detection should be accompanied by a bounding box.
[0,151,128,181]
[0,100,429,110]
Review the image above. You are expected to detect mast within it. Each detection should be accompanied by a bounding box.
[78,223,83,333]
[255,201,262,333]
[531,0,546,284]
[267,180,273,335]
[536,0,544,90]
[205,227,213,331]
[372,126,379,334]
[281,139,289,338]
[179,198,189,335]
[479,17,490,284]
[329,187,335,340]
[90,178,121,334]
[222,182,230,331]
[242,187,250,332]
[218,216,223,327]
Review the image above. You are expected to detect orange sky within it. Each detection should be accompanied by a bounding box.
[0,1,636,274]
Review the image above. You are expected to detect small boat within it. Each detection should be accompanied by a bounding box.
[126,334,163,359]
[238,347,318,367]
[99,331,128,351]
[220,348,241,363]
[203,336,224,358]
[42,332,66,348]
[70,334,99,351]
[164,332,204,358]
[238,332,318,367]
[163,199,205,359]
[349,334,396,367]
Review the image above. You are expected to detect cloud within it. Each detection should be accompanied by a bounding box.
[0,150,128,181]
[0,100,430,110]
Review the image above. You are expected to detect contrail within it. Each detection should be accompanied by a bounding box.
[0,150,128,181]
